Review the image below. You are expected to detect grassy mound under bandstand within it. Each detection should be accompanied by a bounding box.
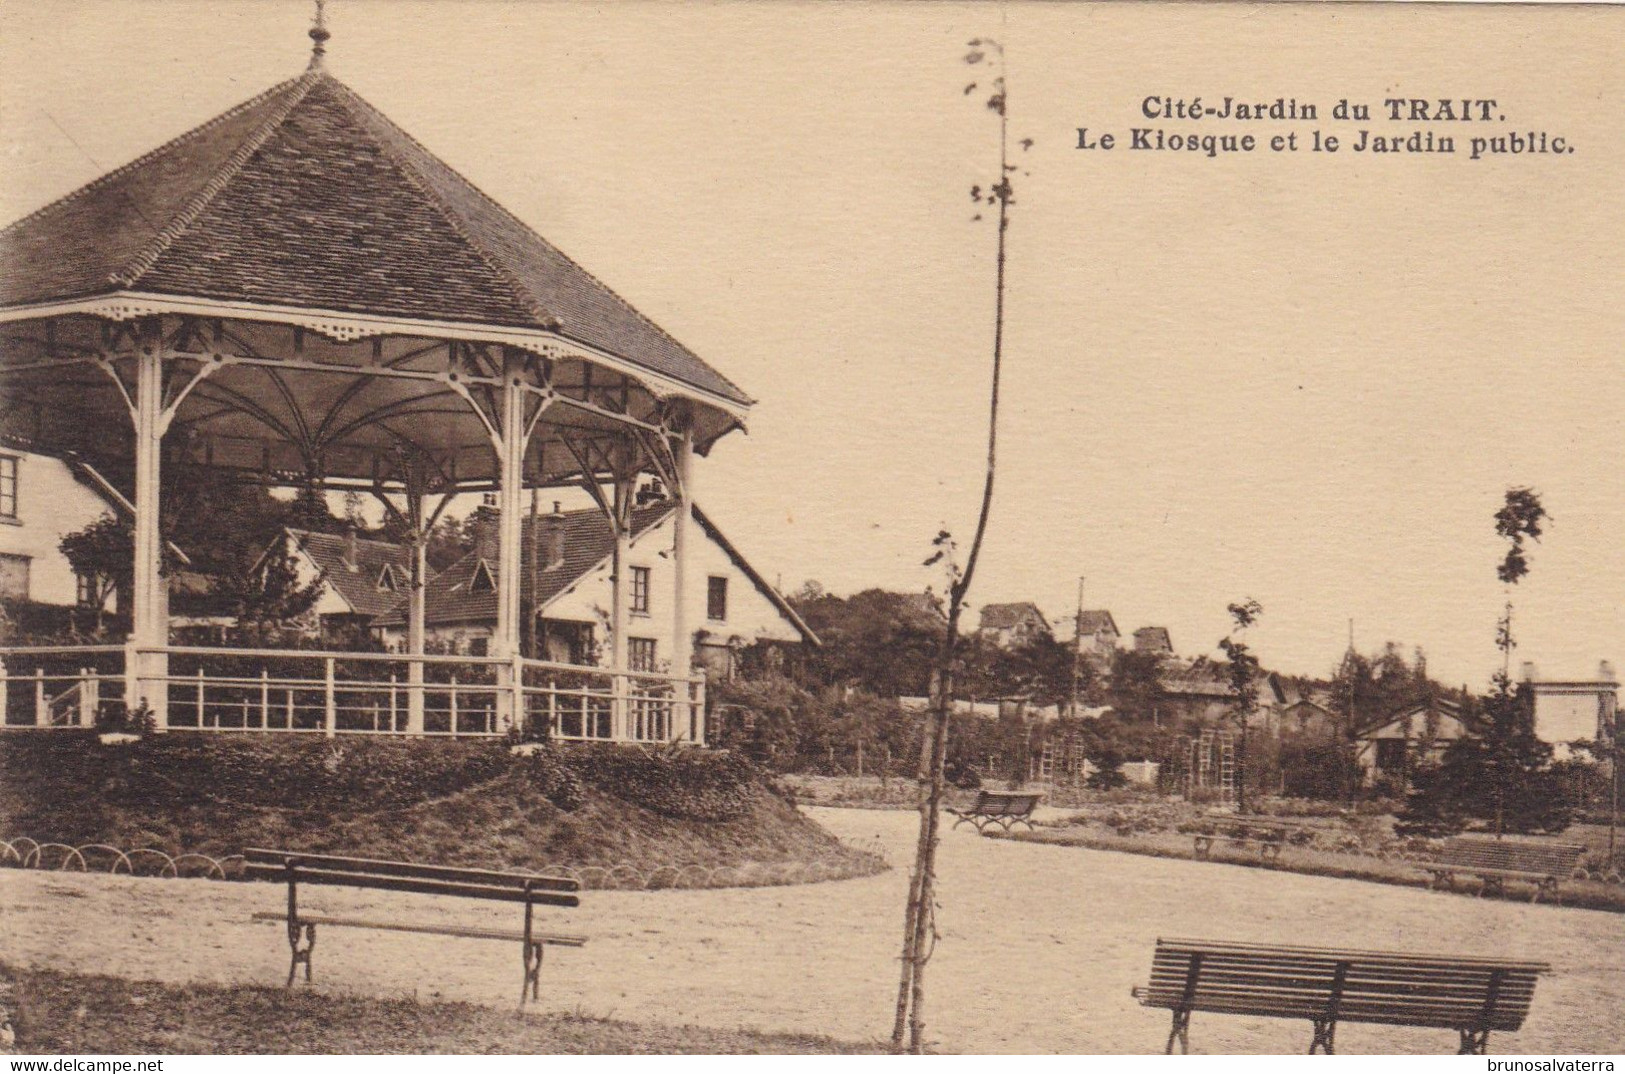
[0,731,885,889]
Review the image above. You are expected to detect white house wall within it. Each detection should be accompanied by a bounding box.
[542,510,802,672]
[282,536,360,619]
[0,451,117,606]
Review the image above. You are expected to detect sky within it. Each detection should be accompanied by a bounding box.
[1,0,1620,687]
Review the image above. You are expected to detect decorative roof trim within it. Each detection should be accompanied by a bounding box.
[0,291,753,419]
[111,73,324,288]
[0,77,307,241]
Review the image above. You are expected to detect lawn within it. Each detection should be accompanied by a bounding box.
[1,965,873,1054]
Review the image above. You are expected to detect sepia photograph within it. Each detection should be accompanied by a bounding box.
[0,0,1620,1059]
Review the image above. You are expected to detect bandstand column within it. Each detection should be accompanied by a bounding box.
[671,425,695,740]
[129,321,168,729]
[493,349,528,730]
[406,494,428,735]
[610,471,632,740]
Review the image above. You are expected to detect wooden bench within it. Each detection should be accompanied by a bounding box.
[1191,818,1294,863]
[1425,837,1586,903]
[946,790,1043,833]
[246,848,586,1008]
[1133,937,1549,1055]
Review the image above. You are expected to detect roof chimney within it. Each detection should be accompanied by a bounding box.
[1601,660,1617,684]
[344,526,359,568]
[1519,661,1538,683]
[471,506,499,564]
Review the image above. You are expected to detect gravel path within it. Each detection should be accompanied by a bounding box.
[2,806,1620,1054]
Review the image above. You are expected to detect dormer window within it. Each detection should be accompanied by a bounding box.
[377,564,398,592]
[470,559,495,592]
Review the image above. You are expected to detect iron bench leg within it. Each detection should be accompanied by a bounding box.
[1166,1009,1191,1055]
[1479,875,1506,900]
[1309,1018,1337,1054]
[285,921,317,988]
[1193,836,1212,860]
[520,940,544,1009]
[1459,1028,1491,1055]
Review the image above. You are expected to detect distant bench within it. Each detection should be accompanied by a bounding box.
[1191,818,1303,863]
[1425,837,1586,903]
[246,848,586,1008]
[1133,937,1549,1055]
[947,790,1043,834]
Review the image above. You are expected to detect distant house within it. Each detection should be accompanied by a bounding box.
[374,501,817,679]
[1133,626,1173,656]
[1520,661,1618,748]
[1352,697,1472,785]
[977,602,1052,649]
[1277,692,1337,739]
[0,442,187,614]
[1158,659,1286,728]
[1075,610,1121,659]
[266,528,421,638]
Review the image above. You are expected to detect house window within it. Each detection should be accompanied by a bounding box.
[0,455,16,520]
[76,571,100,606]
[628,637,656,672]
[707,575,728,621]
[630,566,650,614]
[0,553,29,600]
[377,565,397,592]
[1375,738,1408,773]
[470,560,494,592]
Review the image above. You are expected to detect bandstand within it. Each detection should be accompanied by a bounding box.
[0,12,751,743]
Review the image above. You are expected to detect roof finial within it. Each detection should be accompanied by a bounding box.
[308,0,331,70]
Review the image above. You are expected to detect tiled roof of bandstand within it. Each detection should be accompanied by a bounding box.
[0,68,750,407]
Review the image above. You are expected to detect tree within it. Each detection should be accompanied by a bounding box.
[1399,488,1566,836]
[791,587,945,697]
[1218,599,1263,813]
[891,36,1027,1054]
[58,516,139,634]
[1106,648,1167,724]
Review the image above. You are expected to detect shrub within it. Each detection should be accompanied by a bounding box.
[565,744,760,821]
[0,732,510,815]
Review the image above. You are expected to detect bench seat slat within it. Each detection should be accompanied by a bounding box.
[244,863,579,908]
[1141,980,1538,1008]
[1149,962,1545,988]
[251,911,587,946]
[243,848,578,892]
[1156,937,1550,971]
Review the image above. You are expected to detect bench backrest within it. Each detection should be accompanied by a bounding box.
[1142,938,1548,1032]
[243,848,580,908]
[1211,819,1289,839]
[973,790,1043,815]
[1438,838,1585,877]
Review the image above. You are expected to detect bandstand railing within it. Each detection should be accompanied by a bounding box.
[0,645,705,745]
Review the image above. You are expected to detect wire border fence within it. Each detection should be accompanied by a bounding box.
[0,834,890,891]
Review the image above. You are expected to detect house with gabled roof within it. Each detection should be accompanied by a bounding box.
[1133,626,1173,656]
[977,602,1052,649]
[373,500,817,679]
[263,527,422,637]
[1352,696,1474,786]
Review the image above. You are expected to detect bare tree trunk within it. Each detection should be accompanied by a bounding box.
[890,36,1011,1054]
